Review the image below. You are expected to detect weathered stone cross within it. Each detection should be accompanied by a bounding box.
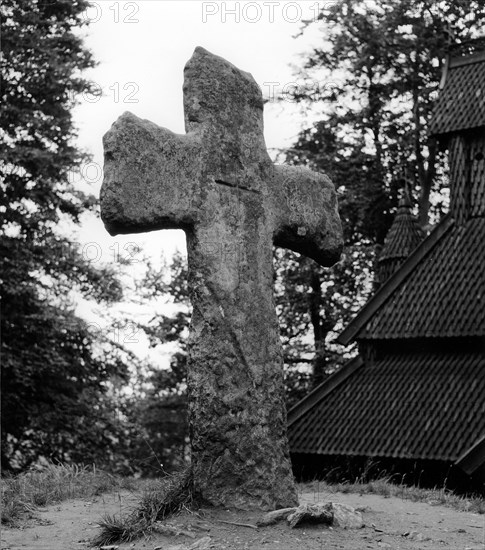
[101,47,342,510]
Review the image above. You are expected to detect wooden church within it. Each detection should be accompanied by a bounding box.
[288,48,485,489]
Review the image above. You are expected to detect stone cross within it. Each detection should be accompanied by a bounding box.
[101,47,342,510]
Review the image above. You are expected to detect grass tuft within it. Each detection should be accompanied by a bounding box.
[1,462,137,526]
[94,467,196,546]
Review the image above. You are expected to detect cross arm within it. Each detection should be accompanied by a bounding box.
[269,164,343,266]
[101,112,202,236]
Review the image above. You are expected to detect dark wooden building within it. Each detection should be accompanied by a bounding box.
[288,49,485,489]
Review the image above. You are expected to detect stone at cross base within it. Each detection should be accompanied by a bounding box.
[100,47,343,510]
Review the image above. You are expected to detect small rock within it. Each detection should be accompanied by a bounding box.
[331,503,364,529]
[287,503,333,528]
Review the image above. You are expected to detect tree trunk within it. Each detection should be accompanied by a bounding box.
[418,138,437,227]
[308,269,328,387]
[411,65,437,228]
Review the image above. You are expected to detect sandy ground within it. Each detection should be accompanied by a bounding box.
[2,487,484,550]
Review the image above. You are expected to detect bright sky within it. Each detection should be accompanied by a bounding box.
[71,0,328,365]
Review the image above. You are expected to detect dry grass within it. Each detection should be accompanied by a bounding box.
[93,467,196,546]
[301,478,485,515]
[1,462,138,526]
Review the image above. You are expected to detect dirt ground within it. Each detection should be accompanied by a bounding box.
[2,486,484,550]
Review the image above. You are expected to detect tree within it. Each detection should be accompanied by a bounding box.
[272,0,485,393]
[122,251,190,475]
[275,244,374,403]
[0,0,133,472]
[291,0,485,228]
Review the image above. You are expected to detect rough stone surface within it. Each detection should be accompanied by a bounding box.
[100,47,342,510]
[331,503,364,529]
[287,503,333,528]
[257,502,364,529]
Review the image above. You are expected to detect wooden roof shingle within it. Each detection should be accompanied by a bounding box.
[429,51,485,137]
[357,216,485,340]
[288,350,485,466]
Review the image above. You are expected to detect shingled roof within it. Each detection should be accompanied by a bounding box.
[429,50,485,137]
[288,349,485,470]
[338,214,485,343]
[377,191,424,283]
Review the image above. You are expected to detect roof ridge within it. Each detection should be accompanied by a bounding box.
[337,215,455,346]
[287,356,364,427]
[449,50,485,68]
[456,433,485,474]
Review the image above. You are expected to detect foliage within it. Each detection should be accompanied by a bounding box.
[291,0,485,228]
[1,0,99,233]
[120,390,188,477]
[275,244,374,405]
[115,251,191,476]
[0,0,134,473]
